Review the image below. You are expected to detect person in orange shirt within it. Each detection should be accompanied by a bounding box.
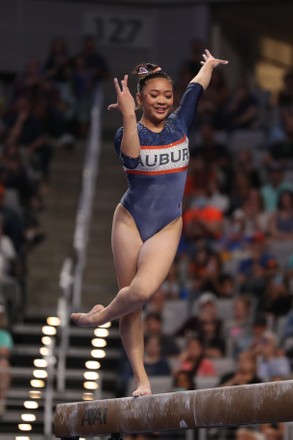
[183,194,223,241]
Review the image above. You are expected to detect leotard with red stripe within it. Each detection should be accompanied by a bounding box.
[114,82,203,242]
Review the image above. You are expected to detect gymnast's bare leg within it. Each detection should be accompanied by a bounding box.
[71,204,182,395]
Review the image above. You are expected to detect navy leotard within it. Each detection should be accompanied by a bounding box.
[114,82,203,242]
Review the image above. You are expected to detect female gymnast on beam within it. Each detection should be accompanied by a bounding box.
[72,49,229,397]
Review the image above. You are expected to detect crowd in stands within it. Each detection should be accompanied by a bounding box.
[0,33,109,318]
[122,39,293,440]
[0,34,109,415]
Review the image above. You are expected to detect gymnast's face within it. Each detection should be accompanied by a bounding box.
[137,77,174,125]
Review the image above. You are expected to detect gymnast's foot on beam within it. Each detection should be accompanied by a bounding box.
[132,382,152,398]
[71,304,105,327]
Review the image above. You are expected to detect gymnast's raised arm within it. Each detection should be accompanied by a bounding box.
[107,74,140,159]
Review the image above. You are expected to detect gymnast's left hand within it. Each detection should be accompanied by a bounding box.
[200,49,229,68]
[107,74,136,114]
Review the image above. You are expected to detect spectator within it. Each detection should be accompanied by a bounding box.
[172,369,195,391]
[43,36,71,83]
[261,162,293,212]
[232,189,270,239]
[224,295,254,358]
[226,81,259,130]
[236,149,262,188]
[143,312,180,358]
[218,350,262,440]
[216,273,235,298]
[258,272,291,321]
[143,335,171,377]
[198,311,226,358]
[218,350,261,387]
[184,153,219,205]
[78,34,109,91]
[237,235,277,299]
[175,292,222,339]
[3,94,52,180]
[160,257,186,299]
[229,169,253,213]
[249,314,270,356]
[183,196,223,243]
[176,335,216,377]
[0,305,13,416]
[268,190,293,241]
[43,36,76,144]
[187,244,223,295]
[191,121,230,165]
[256,330,291,381]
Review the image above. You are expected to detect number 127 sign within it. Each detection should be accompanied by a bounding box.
[83,11,154,48]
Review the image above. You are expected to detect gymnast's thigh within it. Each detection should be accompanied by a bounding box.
[111,203,143,288]
[134,216,183,293]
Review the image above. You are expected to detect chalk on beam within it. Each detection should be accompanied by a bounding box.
[54,380,293,438]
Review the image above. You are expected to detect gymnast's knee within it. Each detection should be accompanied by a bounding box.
[129,280,155,304]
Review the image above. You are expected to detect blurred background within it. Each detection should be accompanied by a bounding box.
[1,0,293,439]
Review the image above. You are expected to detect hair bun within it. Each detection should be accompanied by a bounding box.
[135,63,162,77]
[137,66,149,76]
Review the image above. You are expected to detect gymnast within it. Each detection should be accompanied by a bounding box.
[71,49,228,397]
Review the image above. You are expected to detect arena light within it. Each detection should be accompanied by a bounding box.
[94,328,109,337]
[18,424,32,431]
[33,359,48,368]
[15,436,31,440]
[82,392,94,401]
[30,379,45,388]
[41,336,52,346]
[28,390,42,399]
[21,414,36,422]
[90,349,106,359]
[46,316,61,326]
[40,347,49,356]
[91,338,107,348]
[85,360,101,370]
[24,401,39,409]
[33,369,48,379]
[83,371,99,381]
[42,325,57,335]
[83,381,99,390]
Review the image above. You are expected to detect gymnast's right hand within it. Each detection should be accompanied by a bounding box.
[107,75,136,114]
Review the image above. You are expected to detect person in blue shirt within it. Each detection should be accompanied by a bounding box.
[72,50,228,396]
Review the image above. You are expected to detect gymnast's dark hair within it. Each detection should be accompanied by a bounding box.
[134,62,173,93]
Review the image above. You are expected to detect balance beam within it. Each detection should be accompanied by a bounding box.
[54,380,293,438]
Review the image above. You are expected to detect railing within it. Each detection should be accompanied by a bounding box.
[56,85,104,395]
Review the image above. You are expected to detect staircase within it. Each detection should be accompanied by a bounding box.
[0,132,127,438]
[25,137,127,314]
[0,313,121,438]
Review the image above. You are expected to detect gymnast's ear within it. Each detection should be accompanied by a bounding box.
[136,92,143,109]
